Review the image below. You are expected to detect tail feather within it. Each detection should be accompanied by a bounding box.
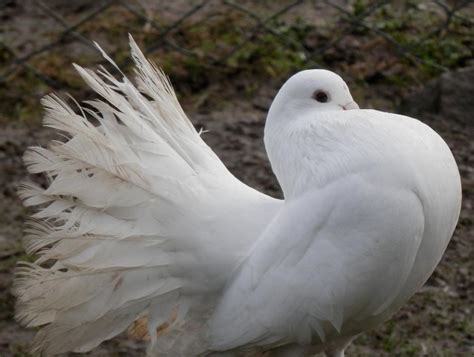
[13,35,280,355]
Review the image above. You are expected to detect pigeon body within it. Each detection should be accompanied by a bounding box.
[14,38,461,356]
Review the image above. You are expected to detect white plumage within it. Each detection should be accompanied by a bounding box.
[13,36,461,357]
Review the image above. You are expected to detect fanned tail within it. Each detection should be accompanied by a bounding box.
[13,35,280,355]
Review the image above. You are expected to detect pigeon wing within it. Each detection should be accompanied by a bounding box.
[208,170,425,352]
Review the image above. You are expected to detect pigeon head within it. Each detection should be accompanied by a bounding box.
[264,69,360,196]
[268,69,359,120]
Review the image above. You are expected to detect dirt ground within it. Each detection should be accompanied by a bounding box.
[1,1,473,356]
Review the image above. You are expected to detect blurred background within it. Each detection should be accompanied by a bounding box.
[0,0,473,355]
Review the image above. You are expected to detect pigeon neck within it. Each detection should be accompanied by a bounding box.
[264,105,334,199]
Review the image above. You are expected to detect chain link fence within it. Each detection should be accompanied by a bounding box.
[0,0,473,121]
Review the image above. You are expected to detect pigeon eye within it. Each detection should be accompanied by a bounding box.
[313,90,329,103]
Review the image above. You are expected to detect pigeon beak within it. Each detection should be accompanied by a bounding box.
[341,101,359,110]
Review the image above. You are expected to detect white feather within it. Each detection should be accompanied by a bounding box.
[14,36,280,355]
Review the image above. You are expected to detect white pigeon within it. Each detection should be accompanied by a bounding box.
[14,36,461,357]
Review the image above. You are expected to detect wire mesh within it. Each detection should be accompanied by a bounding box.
[1,0,472,107]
